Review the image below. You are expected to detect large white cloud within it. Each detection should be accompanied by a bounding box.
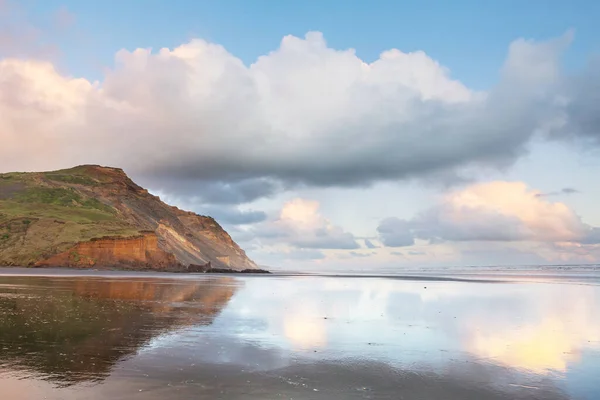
[1,31,594,205]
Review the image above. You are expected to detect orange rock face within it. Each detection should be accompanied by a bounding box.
[36,233,179,270]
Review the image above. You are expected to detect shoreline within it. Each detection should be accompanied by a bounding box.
[1,266,599,285]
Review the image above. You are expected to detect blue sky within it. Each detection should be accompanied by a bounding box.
[2,0,600,269]
[23,0,600,87]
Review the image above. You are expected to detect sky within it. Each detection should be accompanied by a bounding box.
[1,0,600,270]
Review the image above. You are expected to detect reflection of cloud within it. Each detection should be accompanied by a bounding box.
[322,278,465,303]
[466,288,600,374]
[256,278,466,351]
[225,274,600,384]
[471,318,578,373]
[283,311,327,349]
[280,295,328,349]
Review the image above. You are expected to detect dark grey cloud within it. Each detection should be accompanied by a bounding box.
[146,178,280,205]
[559,57,600,144]
[378,211,536,247]
[198,206,267,226]
[364,239,378,249]
[412,207,527,242]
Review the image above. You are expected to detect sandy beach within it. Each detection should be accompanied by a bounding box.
[0,268,598,399]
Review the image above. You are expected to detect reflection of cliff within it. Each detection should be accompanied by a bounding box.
[0,276,239,386]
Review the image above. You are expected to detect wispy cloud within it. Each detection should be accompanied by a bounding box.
[535,187,580,197]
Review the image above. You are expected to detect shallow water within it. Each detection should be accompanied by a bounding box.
[0,268,599,399]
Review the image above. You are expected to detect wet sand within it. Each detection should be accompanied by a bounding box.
[0,268,599,399]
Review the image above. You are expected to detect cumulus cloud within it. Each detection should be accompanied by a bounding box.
[1,30,596,205]
[378,181,600,246]
[243,199,360,252]
[248,198,360,250]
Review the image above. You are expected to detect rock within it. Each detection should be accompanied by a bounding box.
[185,264,271,274]
[187,262,212,273]
[240,268,271,274]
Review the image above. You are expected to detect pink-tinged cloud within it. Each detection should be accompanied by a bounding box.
[378,181,599,246]
[438,181,585,242]
[245,198,360,251]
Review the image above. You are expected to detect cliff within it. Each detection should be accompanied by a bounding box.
[0,165,257,271]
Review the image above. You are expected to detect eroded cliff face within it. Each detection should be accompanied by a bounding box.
[35,233,179,270]
[0,165,257,270]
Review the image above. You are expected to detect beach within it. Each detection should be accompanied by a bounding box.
[0,268,599,399]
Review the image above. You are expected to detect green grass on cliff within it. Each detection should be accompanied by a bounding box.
[44,173,99,186]
[16,187,88,207]
[12,187,115,214]
[0,168,140,266]
[0,201,116,223]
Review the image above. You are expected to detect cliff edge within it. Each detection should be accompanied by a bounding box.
[0,165,257,271]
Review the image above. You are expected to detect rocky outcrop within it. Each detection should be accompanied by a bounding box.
[0,165,258,271]
[187,261,212,272]
[186,262,271,274]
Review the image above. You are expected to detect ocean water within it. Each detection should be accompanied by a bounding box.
[0,267,599,399]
